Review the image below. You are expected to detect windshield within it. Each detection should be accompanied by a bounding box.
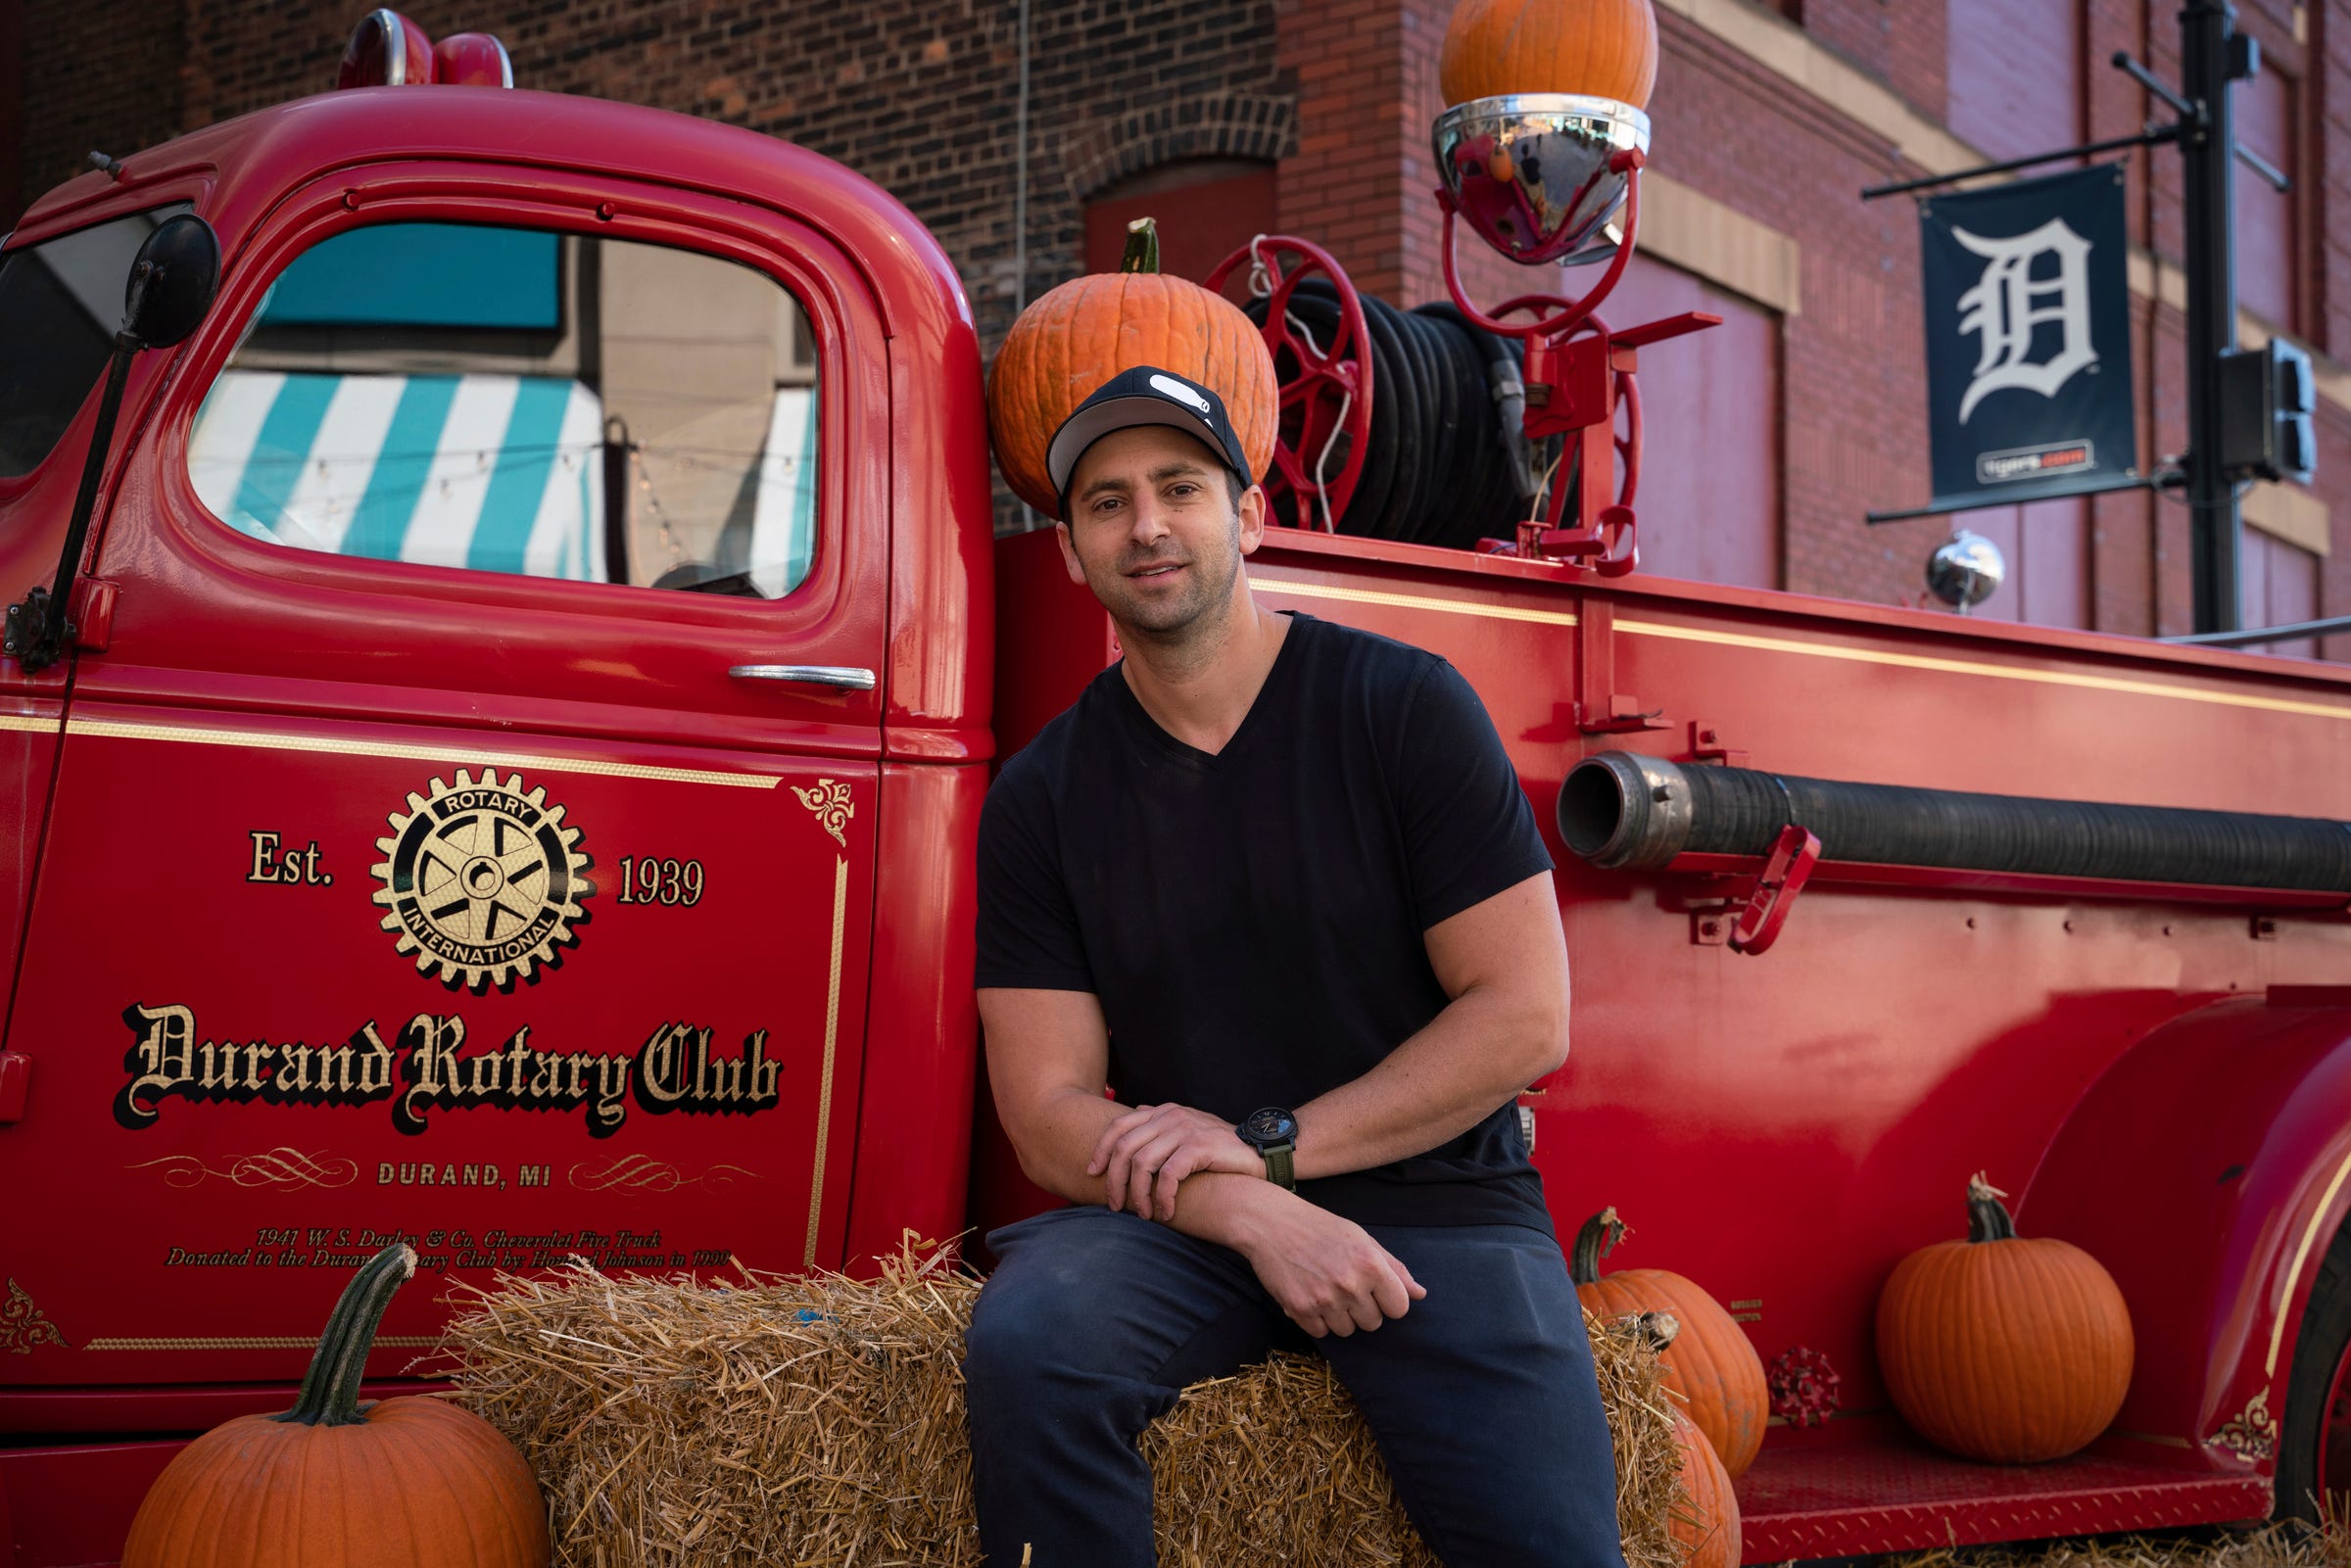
[0,203,192,479]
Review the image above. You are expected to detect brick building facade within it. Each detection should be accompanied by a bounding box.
[10,0,2351,654]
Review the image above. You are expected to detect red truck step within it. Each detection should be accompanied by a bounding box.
[1739,1437,2274,1562]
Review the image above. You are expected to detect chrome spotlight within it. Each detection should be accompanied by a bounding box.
[1926,530,2006,612]
[1433,93,1651,266]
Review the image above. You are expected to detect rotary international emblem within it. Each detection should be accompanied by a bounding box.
[370,769,595,990]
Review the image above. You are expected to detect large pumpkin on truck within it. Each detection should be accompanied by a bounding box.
[1875,1174,2135,1464]
[1438,0,1659,109]
[985,215,1277,516]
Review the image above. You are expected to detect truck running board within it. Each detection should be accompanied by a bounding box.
[1738,1437,2273,1562]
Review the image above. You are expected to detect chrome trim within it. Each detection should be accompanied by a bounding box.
[728,664,878,691]
[373,9,408,86]
[1432,93,1652,266]
[1444,92,1655,138]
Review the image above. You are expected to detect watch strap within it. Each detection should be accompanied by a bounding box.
[1262,1143,1295,1190]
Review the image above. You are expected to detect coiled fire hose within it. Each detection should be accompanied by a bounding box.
[1245,280,1556,546]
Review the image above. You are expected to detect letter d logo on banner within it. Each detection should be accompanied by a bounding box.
[1919,164,2137,511]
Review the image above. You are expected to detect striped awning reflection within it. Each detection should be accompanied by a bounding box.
[190,370,607,579]
[190,370,819,594]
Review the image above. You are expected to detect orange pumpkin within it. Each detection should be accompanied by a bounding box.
[123,1245,549,1568]
[1876,1173,2135,1464]
[1439,0,1658,109]
[1572,1208,1768,1477]
[985,216,1276,517]
[1636,1313,1742,1568]
[1667,1400,1742,1568]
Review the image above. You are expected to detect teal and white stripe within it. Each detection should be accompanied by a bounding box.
[190,370,819,595]
[191,370,604,580]
[749,387,819,597]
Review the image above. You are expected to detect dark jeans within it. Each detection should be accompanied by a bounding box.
[962,1205,1628,1568]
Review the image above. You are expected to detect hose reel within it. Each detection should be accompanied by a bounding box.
[1206,237,1566,548]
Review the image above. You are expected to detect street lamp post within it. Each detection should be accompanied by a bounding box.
[2181,0,2252,634]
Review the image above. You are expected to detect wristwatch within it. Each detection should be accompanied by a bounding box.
[1237,1107,1299,1190]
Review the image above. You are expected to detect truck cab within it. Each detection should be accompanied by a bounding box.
[0,84,997,1559]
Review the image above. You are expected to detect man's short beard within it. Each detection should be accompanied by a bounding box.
[1083,502,1245,647]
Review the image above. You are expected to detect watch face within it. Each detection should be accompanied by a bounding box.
[1241,1107,1297,1146]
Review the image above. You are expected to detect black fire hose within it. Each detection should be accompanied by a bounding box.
[1245,282,1553,546]
[1559,752,2351,893]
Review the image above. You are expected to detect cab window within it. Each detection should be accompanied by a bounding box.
[0,204,193,479]
[187,222,819,598]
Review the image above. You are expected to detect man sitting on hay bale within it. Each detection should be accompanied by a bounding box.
[970,365,1626,1568]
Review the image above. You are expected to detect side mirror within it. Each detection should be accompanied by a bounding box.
[4,213,223,673]
[122,214,219,350]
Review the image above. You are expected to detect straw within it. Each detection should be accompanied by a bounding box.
[442,1236,1687,1567]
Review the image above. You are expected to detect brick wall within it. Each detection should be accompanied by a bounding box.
[0,0,21,228]
[21,0,1286,369]
[12,0,2351,652]
[1806,0,1948,123]
[18,0,185,227]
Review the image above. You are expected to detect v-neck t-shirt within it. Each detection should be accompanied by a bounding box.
[975,612,1556,1232]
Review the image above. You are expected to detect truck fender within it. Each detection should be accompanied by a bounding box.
[2022,987,2351,1482]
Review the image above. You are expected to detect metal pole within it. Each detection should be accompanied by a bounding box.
[2182,0,2239,633]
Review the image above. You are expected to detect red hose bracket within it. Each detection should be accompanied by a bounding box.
[1728,825,1821,956]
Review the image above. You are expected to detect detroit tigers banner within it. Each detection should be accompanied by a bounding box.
[1919,164,2136,510]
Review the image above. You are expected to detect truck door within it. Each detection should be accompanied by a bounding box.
[0,174,888,1385]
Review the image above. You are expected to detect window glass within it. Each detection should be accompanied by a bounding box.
[0,203,193,478]
[188,223,819,597]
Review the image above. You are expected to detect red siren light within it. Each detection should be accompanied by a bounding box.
[337,10,435,87]
[434,32,515,88]
[336,11,514,89]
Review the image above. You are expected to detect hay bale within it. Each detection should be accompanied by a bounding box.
[443,1238,1685,1568]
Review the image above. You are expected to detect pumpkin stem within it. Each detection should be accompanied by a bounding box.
[1119,216,1161,274]
[1569,1207,1630,1285]
[1965,1170,2018,1243]
[1634,1309,1681,1354]
[277,1244,415,1427]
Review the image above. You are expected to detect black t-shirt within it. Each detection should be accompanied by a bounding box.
[974,611,1556,1232]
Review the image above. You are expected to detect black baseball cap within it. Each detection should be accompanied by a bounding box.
[1046,365,1254,518]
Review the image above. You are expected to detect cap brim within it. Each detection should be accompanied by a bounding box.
[1046,398,1238,511]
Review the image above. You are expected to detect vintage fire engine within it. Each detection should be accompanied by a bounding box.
[2,12,2349,1565]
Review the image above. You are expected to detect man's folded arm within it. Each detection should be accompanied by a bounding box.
[979,985,1287,1250]
[1287,870,1569,1182]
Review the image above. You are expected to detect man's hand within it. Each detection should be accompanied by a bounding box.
[1238,1194,1427,1338]
[1089,1103,1262,1219]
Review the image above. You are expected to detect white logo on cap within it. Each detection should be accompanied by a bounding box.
[1149,373,1215,417]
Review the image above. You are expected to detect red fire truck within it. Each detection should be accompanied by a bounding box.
[3,17,2349,1566]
